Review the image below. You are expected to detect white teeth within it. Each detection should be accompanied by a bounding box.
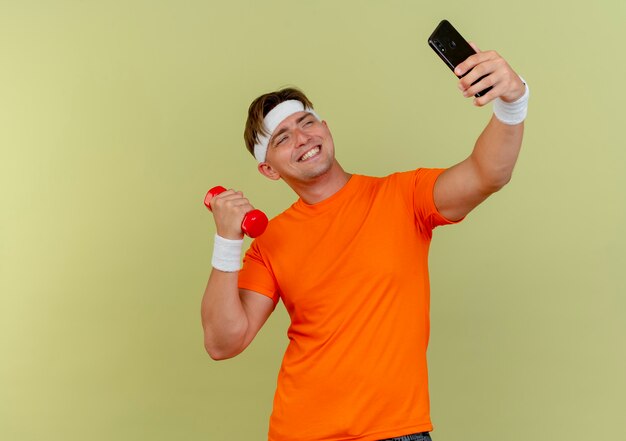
[299,146,320,162]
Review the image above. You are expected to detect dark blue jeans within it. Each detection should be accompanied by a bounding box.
[379,432,432,441]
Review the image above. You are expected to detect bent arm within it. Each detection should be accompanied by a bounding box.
[433,44,527,221]
[434,115,524,221]
[201,269,275,360]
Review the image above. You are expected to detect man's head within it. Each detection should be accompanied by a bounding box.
[244,88,339,186]
[244,88,315,161]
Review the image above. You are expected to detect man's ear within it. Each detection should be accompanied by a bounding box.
[258,162,281,181]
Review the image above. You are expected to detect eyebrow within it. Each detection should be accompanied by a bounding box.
[270,113,314,146]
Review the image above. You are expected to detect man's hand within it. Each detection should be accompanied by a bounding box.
[433,43,527,221]
[454,42,526,107]
[206,189,254,240]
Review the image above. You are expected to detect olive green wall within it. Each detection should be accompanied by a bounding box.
[1,1,624,440]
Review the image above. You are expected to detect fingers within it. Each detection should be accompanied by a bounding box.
[458,62,503,102]
[213,189,243,204]
[472,83,502,107]
[454,49,521,107]
[212,189,254,211]
[210,189,255,239]
[469,69,520,106]
[454,49,499,78]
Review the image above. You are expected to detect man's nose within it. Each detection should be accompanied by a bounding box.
[294,127,310,147]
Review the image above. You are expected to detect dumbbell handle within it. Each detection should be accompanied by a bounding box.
[204,186,268,238]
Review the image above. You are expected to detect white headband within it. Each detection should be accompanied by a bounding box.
[253,100,320,163]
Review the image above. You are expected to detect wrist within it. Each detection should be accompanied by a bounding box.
[216,226,244,241]
[493,76,529,125]
[501,76,526,103]
[212,234,244,272]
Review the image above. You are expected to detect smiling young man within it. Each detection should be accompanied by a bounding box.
[201,46,529,441]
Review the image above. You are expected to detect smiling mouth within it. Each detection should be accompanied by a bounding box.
[298,145,321,162]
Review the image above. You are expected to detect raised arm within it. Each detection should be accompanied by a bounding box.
[201,189,275,360]
[434,43,528,222]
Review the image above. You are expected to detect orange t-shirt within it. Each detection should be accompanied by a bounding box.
[238,168,460,441]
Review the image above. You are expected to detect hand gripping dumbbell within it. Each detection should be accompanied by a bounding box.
[204,186,268,238]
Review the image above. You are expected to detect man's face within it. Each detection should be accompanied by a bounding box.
[261,111,336,183]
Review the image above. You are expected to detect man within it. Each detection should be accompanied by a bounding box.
[201,43,528,441]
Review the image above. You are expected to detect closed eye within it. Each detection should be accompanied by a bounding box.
[301,115,316,126]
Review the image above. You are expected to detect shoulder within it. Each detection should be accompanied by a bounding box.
[383,168,448,189]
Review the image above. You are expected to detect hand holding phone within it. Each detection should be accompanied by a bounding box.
[428,20,493,97]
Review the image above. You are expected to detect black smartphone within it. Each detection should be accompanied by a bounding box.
[428,19,492,97]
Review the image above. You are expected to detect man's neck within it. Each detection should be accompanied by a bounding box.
[290,162,352,205]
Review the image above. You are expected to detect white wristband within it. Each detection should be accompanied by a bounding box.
[211,234,244,272]
[493,76,529,125]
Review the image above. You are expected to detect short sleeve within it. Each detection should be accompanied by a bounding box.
[238,240,280,305]
[412,168,464,233]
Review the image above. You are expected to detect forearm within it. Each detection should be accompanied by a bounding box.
[470,114,524,192]
[201,269,248,360]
